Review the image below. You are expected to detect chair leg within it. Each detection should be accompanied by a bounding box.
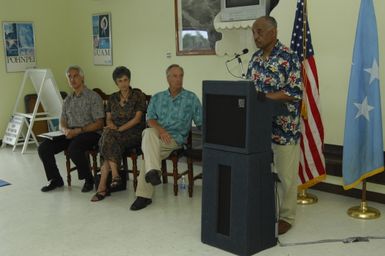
[122,156,129,175]
[122,156,128,172]
[172,157,179,196]
[86,153,94,189]
[65,154,72,186]
[91,152,98,179]
[161,160,168,184]
[98,154,103,175]
[131,153,138,191]
[187,158,194,197]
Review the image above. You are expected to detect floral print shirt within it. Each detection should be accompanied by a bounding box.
[247,40,303,145]
[106,88,146,134]
[62,87,105,130]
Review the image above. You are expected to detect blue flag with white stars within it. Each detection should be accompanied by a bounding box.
[342,0,384,190]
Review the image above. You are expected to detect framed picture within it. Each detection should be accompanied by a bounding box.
[174,0,221,56]
[92,13,112,65]
[2,21,36,72]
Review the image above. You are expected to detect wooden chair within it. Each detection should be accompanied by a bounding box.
[121,145,142,191]
[93,88,109,109]
[161,131,193,196]
[184,127,202,197]
[65,148,99,187]
[185,147,202,197]
[120,90,151,191]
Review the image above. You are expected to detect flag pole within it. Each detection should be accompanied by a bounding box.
[295,0,319,206]
[297,189,318,205]
[347,179,380,219]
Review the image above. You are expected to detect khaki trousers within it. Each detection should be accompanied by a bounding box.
[135,128,181,199]
[272,143,300,225]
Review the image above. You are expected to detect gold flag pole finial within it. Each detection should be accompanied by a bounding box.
[347,180,380,219]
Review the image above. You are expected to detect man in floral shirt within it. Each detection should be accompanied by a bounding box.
[246,16,302,235]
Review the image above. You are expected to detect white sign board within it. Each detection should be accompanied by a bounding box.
[3,115,24,146]
[28,69,62,118]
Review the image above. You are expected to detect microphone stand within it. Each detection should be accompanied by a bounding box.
[237,56,246,79]
[225,49,249,79]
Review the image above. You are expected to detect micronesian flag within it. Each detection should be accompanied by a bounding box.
[342,0,383,190]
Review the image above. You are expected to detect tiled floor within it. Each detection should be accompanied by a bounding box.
[1,146,385,256]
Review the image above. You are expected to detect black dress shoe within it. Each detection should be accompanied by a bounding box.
[81,181,94,192]
[130,197,152,211]
[278,220,292,235]
[41,178,64,192]
[145,169,161,186]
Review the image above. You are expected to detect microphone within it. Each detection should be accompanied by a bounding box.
[226,48,249,63]
[224,48,249,79]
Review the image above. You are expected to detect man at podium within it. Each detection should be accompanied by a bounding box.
[247,16,303,235]
[39,65,105,193]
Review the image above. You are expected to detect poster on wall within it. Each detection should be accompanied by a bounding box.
[2,21,36,72]
[92,13,112,65]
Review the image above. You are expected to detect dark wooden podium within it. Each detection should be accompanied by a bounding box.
[201,80,277,256]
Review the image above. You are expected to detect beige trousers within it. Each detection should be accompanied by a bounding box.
[135,128,181,199]
[272,143,300,225]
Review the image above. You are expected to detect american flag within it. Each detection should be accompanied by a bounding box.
[290,0,326,189]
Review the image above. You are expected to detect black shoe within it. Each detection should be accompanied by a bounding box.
[145,169,161,186]
[81,181,94,192]
[41,178,64,192]
[130,197,152,211]
[278,220,292,235]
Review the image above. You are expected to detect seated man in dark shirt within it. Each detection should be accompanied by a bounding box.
[38,65,105,193]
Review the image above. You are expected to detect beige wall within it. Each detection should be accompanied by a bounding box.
[0,0,385,147]
[0,0,70,135]
[65,0,233,95]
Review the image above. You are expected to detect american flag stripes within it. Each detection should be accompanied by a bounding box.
[290,0,326,189]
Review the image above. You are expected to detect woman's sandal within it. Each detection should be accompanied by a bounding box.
[91,190,110,202]
[110,176,122,189]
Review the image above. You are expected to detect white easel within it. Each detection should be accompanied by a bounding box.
[2,69,63,154]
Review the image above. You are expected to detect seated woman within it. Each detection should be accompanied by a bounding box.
[91,66,146,202]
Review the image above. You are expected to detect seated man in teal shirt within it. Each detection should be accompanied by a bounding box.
[130,64,202,211]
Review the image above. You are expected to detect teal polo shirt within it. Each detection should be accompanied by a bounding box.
[146,88,202,145]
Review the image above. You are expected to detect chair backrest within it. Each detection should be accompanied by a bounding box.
[144,94,152,107]
[92,88,110,111]
[186,130,193,149]
[132,88,151,130]
[133,88,151,114]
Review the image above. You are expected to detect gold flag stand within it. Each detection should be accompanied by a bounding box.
[297,189,318,205]
[347,180,380,219]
